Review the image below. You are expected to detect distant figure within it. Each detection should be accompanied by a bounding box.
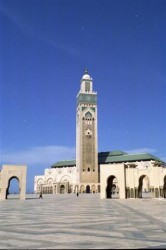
[39,192,43,199]
[77,192,79,197]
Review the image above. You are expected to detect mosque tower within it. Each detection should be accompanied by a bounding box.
[76,69,98,185]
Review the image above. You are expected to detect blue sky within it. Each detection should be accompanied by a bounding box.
[0,0,166,192]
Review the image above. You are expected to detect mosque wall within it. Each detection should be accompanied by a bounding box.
[34,166,77,194]
[100,161,166,199]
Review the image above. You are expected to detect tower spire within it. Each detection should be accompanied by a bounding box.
[84,67,88,74]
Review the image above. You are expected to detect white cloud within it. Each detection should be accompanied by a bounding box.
[1,146,165,170]
[126,148,156,154]
[0,145,76,167]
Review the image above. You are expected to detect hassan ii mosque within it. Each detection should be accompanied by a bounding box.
[34,70,166,199]
[0,70,165,200]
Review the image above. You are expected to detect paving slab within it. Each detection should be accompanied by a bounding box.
[0,194,166,249]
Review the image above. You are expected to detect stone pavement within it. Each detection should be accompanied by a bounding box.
[0,193,166,249]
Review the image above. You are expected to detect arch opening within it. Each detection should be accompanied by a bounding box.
[138,175,150,198]
[86,185,90,193]
[60,185,65,194]
[6,176,20,199]
[80,185,85,193]
[74,185,79,193]
[106,175,119,199]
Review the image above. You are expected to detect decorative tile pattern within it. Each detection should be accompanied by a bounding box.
[0,194,166,249]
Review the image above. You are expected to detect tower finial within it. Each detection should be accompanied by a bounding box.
[84,67,88,74]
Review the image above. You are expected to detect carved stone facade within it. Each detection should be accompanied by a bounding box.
[34,166,77,194]
[34,164,100,194]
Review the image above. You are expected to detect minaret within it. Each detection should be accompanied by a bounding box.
[76,69,98,184]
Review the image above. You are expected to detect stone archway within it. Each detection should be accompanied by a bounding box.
[0,165,27,200]
[106,175,118,199]
[74,185,79,193]
[60,185,65,194]
[37,179,44,194]
[86,185,90,193]
[80,185,85,193]
[138,175,150,198]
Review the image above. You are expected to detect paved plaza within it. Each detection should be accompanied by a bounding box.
[0,194,166,249]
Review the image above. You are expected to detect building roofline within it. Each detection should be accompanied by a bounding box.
[50,151,164,168]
